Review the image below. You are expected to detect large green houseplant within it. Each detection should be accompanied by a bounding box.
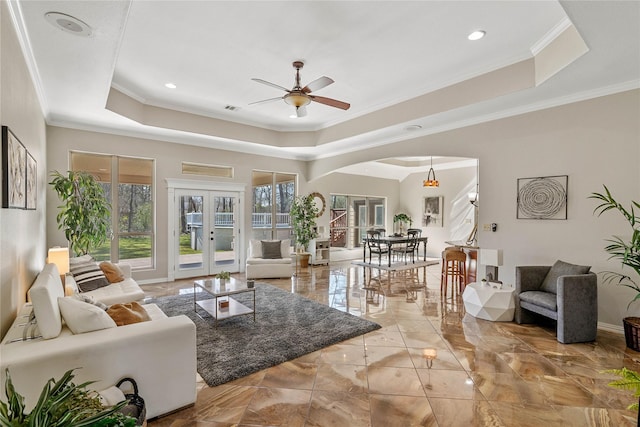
[290,194,319,261]
[50,171,112,256]
[0,368,135,426]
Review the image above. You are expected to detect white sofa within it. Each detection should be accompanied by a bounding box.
[66,262,145,305]
[245,239,293,279]
[0,263,197,419]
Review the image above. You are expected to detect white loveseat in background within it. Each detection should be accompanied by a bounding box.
[0,263,197,419]
[245,239,293,279]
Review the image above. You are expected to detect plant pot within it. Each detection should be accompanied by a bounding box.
[299,253,310,268]
[623,317,640,351]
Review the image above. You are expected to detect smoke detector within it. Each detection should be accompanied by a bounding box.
[45,12,92,37]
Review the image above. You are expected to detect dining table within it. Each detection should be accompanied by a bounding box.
[362,235,429,267]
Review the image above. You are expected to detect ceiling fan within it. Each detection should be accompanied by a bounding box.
[250,61,350,118]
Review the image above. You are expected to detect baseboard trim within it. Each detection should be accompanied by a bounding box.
[598,321,624,334]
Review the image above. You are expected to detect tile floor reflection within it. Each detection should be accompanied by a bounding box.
[145,261,638,426]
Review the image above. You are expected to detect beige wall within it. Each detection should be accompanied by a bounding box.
[0,1,47,338]
[315,89,640,327]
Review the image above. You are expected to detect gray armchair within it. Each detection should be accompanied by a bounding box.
[515,260,597,344]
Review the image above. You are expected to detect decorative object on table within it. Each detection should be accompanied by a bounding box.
[218,300,229,309]
[422,156,439,187]
[0,368,136,426]
[603,367,640,424]
[517,175,568,220]
[150,283,380,387]
[290,194,319,267]
[393,212,412,235]
[50,170,112,256]
[590,185,640,351]
[1,126,27,209]
[422,196,443,227]
[217,270,230,285]
[479,248,503,281]
[247,280,255,288]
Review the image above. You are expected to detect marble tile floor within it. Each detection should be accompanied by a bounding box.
[144,261,639,426]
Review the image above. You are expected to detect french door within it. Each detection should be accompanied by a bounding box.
[172,188,241,279]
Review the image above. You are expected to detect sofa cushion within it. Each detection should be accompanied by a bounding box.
[246,257,292,265]
[249,240,263,258]
[72,293,108,311]
[70,261,110,292]
[79,278,145,306]
[540,260,591,294]
[107,301,151,326]
[29,264,64,339]
[261,240,282,259]
[519,291,558,311]
[100,261,125,283]
[58,296,117,334]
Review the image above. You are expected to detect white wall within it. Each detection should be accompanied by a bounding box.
[0,2,47,338]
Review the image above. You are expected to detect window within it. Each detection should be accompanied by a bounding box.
[329,194,386,248]
[251,171,296,240]
[71,152,154,269]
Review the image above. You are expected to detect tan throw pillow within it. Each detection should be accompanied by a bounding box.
[107,302,151,326]
[99,261,125,283]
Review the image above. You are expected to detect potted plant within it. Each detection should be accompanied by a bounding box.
[393,213,412,236]
[0,368,136,426]
[50,171,112,257]
[217,271,230,285]
[605,367,640,426]
[590,186,640,350]
[290,194,319,267]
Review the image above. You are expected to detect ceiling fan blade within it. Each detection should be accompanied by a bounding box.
[251,78,290,93]
[296,106,307,118]
[248,96,282,106]
[302,76,334,93]
[309,95,350,110]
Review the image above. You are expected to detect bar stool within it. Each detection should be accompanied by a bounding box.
[441,249,467,298]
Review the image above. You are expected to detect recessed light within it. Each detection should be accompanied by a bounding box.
[44,12,92,37]
[289,114,298,119]
[468,30,486,41]
[405,125,422,132]
[165,83,177,89]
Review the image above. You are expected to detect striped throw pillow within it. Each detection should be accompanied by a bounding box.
[70,261,110,292]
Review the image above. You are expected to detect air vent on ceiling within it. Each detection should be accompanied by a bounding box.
[224,105,240,112]
[182,162,233,178]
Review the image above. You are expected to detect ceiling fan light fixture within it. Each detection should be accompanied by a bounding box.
[284,92,311,107]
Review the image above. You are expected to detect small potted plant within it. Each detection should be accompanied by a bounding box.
[393,213,412,236]
[590,186,640,350]
[217,271,230,285]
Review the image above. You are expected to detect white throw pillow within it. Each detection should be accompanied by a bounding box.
[58,297,117,334]
[281,239,291,257]
[249,239,263,258]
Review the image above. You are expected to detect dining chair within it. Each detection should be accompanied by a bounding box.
[366,229,389,266]
[392,229,420,264]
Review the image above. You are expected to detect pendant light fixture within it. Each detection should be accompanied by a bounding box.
[423,157,439,187]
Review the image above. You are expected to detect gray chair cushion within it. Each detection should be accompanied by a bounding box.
[540,260,591,294]
[519,291,557,311]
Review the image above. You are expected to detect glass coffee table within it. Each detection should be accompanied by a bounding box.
[193,277,256,326]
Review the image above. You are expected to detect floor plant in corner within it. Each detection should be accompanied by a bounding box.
[0,368,135,426]
[50,171,112,256]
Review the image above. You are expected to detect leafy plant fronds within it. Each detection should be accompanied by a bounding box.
[604,367,640,410]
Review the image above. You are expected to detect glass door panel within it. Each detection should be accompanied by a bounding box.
[176,192,205,278]
[211,194,239,271]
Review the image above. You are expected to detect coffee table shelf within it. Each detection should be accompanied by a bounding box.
[193,277,256,326]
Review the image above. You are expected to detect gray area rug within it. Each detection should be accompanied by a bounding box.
[149,283,380,386]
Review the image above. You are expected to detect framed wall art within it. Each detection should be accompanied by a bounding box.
[423,196,443,227]
[517,175,568,220]
[26,151,37,210]
[2,126,26,209]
